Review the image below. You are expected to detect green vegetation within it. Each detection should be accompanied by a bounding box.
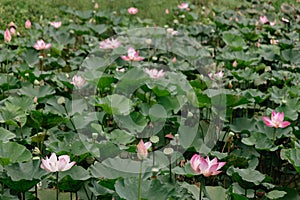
[0,0,298,31]
[1,0,300,199]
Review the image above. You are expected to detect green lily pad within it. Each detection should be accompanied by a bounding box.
[90,158,152,179]
[95,94,133,115]
[18,85,55,98]
[280,148,300,174]
[222,32,247,51]
[0,127,16,142]
[115,178,174,200]
[265,190,287,199]
[0,141,32,166]
[227,167,265,186]
[5,160,47,181]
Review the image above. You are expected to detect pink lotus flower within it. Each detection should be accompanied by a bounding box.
[71,75,86,88]
[270,20,276,26]
[25,19,31,29]
[178,3,189,10]
[256,41,261,48]
[232,60,237,67]
[94,3,99,9]
[190,154,226,177]
[121,47,144,61]
[128,7,138,15]
[10,27,16,35]
[260,16,268,24]
[172,57,177,63]
[41,153,76,172]
[208,71,224,80]
[137,140,152,160]
[50,21,62,28]
[166,28,179,36]
[33,96,38,104]
[262,110,291,128]
[270,38,279,45]
[34,39,52,50]
[165,133,174,140]
[99,38,121,49]
[4,29,11,42]
[145,68,165,79]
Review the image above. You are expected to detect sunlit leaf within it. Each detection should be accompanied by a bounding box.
[265,190,287,199]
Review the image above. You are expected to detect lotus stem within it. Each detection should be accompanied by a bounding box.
[56,171,60,200]
[83,184,91,200]
[62,103,77,133]
[199,179,202,200]
[168,155,172,182]
[273,128,276,142]
[199,176,207,200]
[138,161,143,200]
[152,144,155,167]
[35,185,38,199]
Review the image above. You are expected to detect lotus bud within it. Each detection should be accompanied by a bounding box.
[137,140,151,160]
[4,29,11,42]
[34,79,40,85]
[229,131,235,137]
[34,96,38,104]
[232,60,237,67]
[33,147,41,155]
[187,111,193,118]
[282,99,287,104]
[151,167,159,179]
[145,38,152,45]
[92,132,98,140]
[166,28,174,34]
[152,56,158,61]
[228,81,233,89]
[25,19,31,29]
[172,57,177,63]
[264,66,272,72]
[152,167,159,173]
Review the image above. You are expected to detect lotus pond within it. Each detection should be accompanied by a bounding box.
[1,0,300,199]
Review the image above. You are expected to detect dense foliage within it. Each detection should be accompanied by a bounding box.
[0,0,300,199]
